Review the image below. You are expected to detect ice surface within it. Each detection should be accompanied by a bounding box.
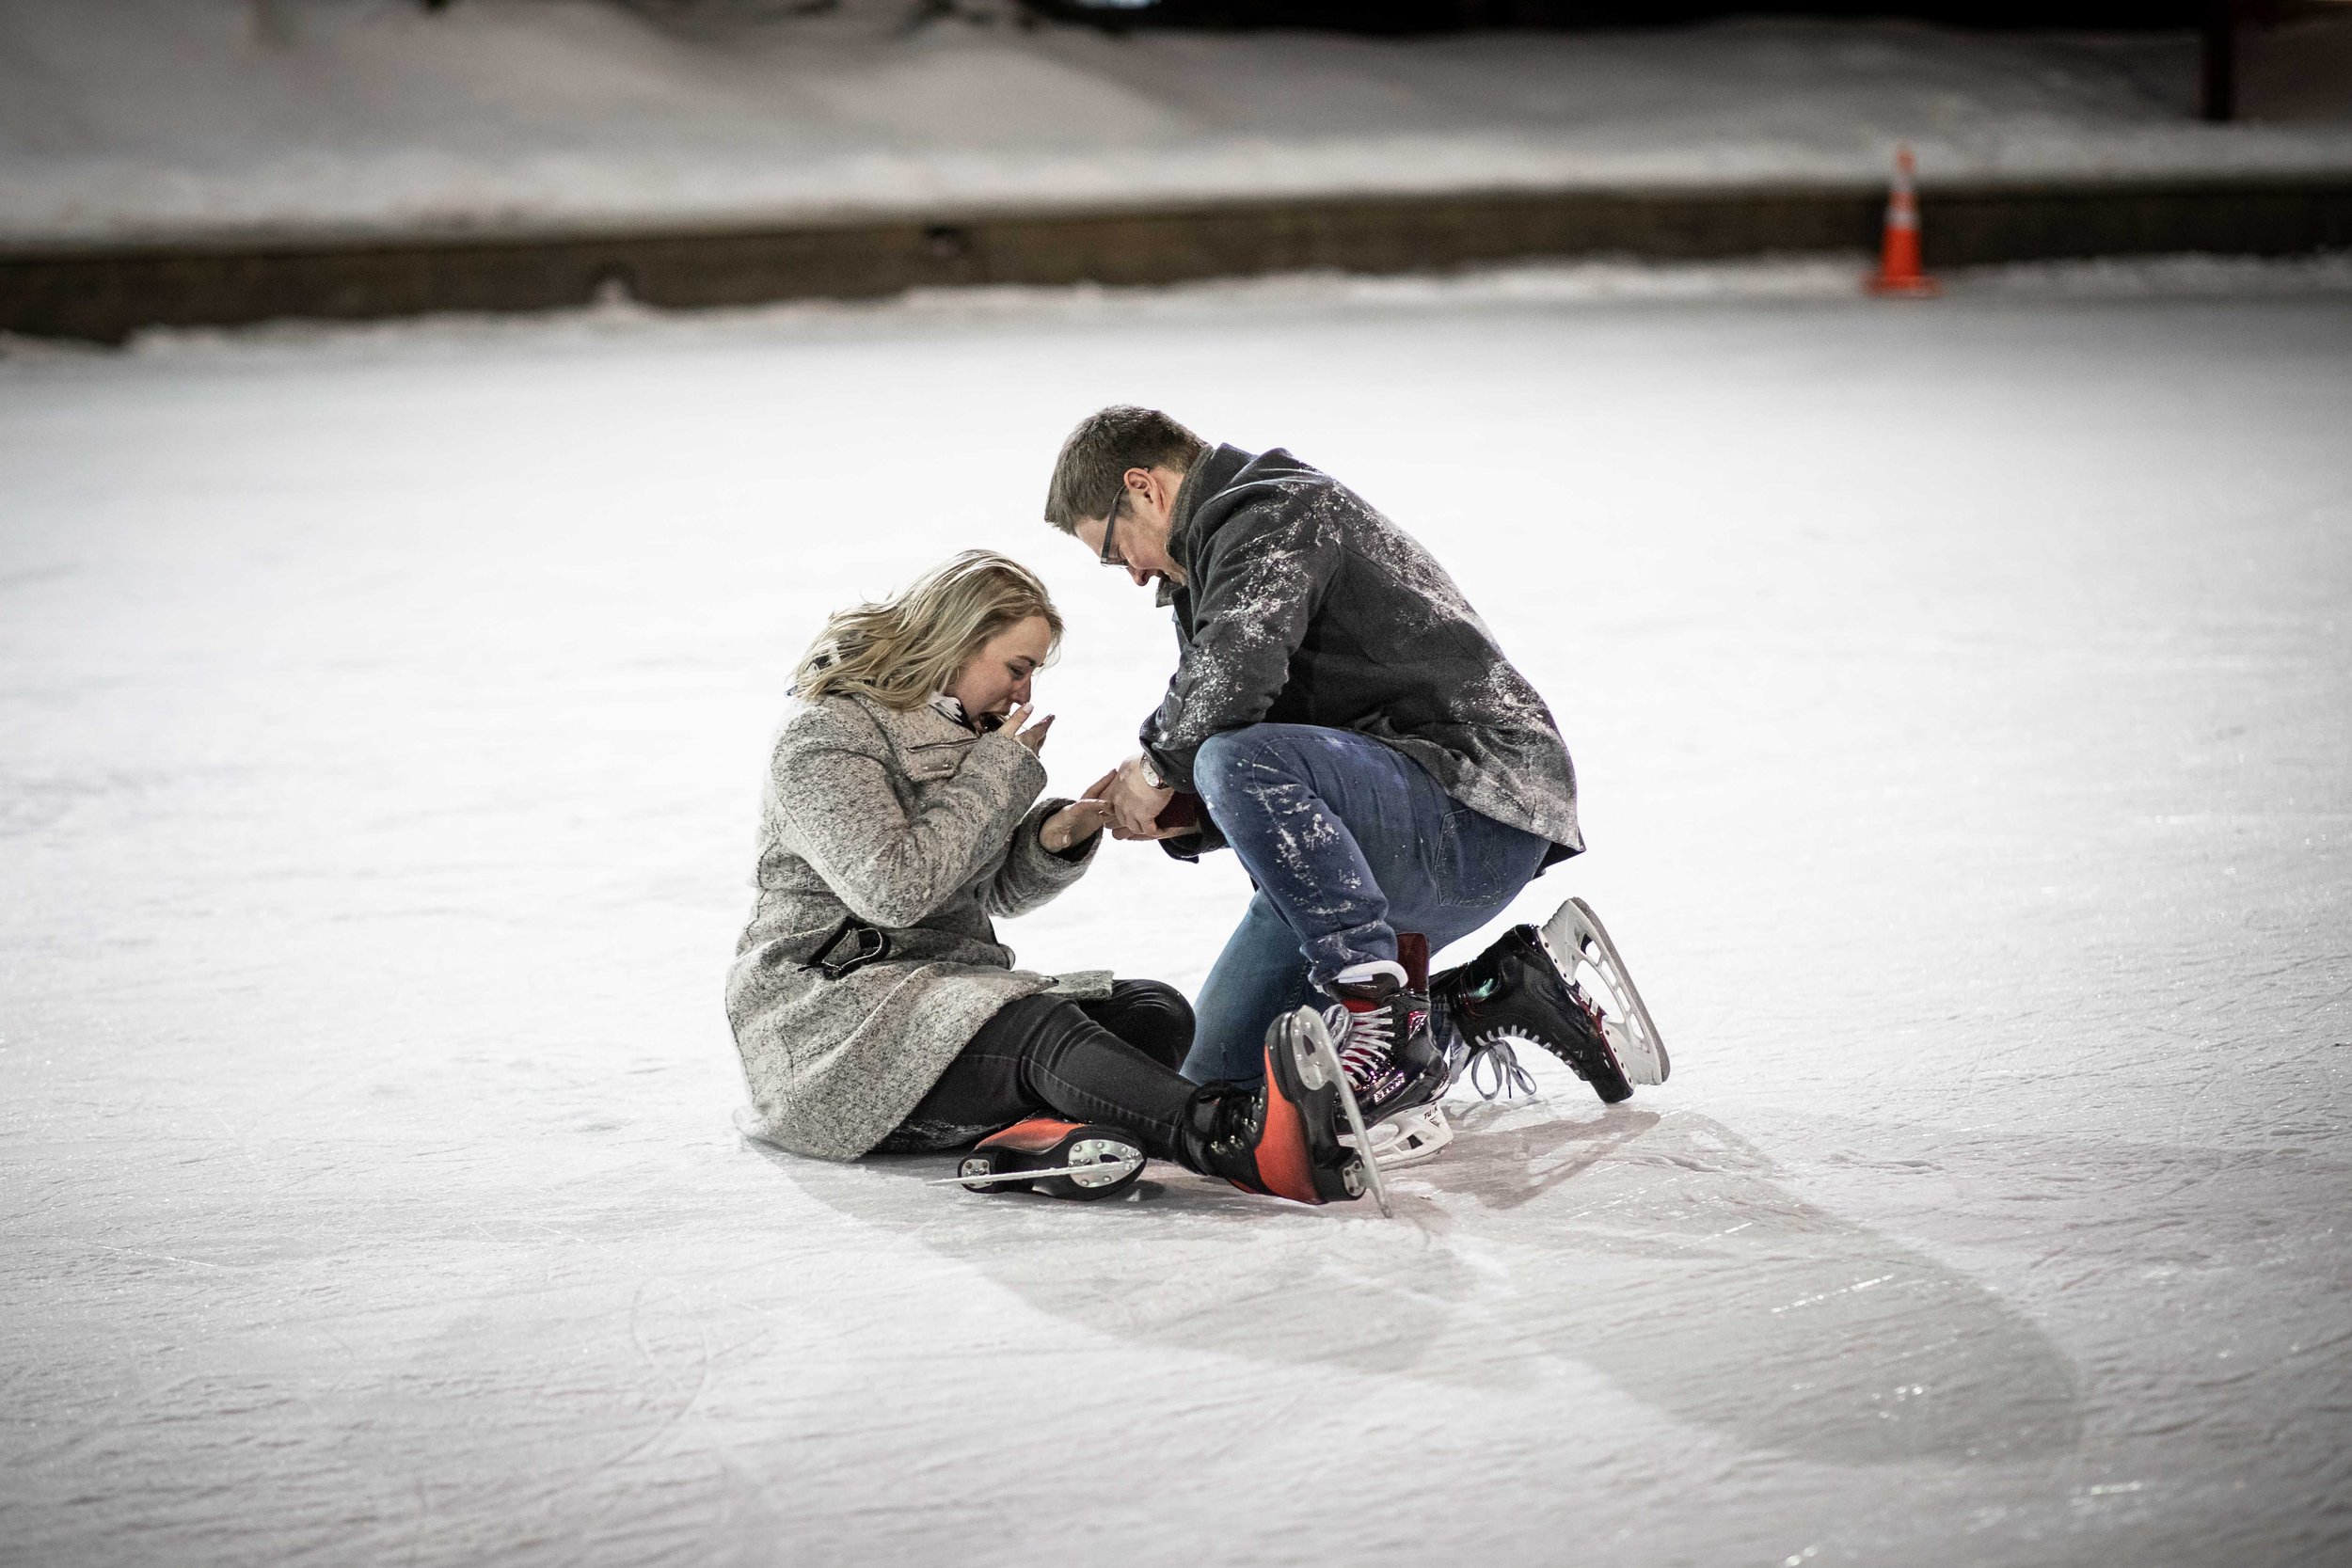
[3,261,2350,1566]
[3,0,2352,245]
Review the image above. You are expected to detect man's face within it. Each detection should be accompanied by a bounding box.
[1073,467,1186,592]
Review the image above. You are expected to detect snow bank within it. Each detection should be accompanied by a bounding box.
[2,0,2349,247]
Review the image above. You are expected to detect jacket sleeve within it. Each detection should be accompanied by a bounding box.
[772,715,1044,930]
[1151,793,1228,863]
[980,799,1098,918]
[1139,495,1337,791]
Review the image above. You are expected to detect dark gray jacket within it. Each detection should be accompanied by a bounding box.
[1142,443,1582,864]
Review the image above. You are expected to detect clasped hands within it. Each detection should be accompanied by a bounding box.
[1004,703,1187,852]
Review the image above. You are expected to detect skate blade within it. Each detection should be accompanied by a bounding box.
[1340,1101,1454,1169]
[929,1158,1144,1189]
[1289,1006,1393,1217]
[1539,897,1671,1085]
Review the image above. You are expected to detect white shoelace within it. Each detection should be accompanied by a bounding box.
[1324,1002,1398,1089]
[1462,1035,1539,1101]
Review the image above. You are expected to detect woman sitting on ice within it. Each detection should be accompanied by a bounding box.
[725,549,1368,1206]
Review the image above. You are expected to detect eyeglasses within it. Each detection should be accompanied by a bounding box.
[1098,489,1123,568]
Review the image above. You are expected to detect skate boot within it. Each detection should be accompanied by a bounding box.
[1178,1008,1387,1213]
[940,1117,1147,1200]
[1433,924,1633,1104]
[1324,934,1451,1128]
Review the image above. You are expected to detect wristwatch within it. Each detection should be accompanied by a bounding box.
[1137,753,1168,791]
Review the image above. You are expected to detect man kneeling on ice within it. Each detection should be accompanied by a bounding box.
[1045,406,1654,1163]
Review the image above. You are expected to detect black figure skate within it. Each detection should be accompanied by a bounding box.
[1434,899,1670,1105]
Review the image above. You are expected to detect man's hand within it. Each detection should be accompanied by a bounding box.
[1104,752,1182,840]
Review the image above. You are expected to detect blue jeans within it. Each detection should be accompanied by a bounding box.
[1180,723,1552,1085]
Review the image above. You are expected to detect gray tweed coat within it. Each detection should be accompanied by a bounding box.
[725,692,1096,1161]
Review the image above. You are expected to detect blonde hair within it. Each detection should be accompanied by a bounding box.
[794,550,1062,711]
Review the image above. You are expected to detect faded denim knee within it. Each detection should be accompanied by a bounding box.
[1190,725,1280,814]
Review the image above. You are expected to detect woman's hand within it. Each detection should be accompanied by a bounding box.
[1002,703,1055,754]
[1041,800,1114,853]
[1041,769,1120,853]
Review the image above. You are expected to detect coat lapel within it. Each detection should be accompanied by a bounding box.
[858,694,977,784]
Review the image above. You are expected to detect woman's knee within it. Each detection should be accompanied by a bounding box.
[1089,979,1195,1071]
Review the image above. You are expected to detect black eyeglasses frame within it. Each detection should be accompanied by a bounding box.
[1098,489,1124,567]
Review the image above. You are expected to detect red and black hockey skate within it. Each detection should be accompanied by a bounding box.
[939,1117,1147,1201]
[1182,1007,1390,1215]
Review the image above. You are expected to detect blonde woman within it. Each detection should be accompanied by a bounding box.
[726,550,1365,1207]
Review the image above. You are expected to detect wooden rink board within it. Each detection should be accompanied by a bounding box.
[4,174,2348,341]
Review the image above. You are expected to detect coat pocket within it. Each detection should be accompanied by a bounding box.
[900,738,971,784]
[1435,801,1522,909]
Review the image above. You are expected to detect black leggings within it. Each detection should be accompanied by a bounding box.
[873,980,1199,1160]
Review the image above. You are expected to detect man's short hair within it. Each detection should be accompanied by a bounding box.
[1043,406,1208,534]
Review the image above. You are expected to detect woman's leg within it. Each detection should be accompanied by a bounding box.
[1076,980,1195,1072]
[878,991,1199,1159]
[882,983,1361,1209]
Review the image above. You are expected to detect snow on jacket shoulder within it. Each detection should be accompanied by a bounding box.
[1143,444,1583,863]
[725,693,1096,1161]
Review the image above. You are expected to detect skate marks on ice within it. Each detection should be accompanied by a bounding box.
[755,1107,2081,1466]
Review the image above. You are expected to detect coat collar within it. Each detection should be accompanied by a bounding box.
[850,691,979,749]
[1165,442,1256,587]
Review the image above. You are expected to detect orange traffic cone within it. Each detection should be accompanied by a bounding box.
[1867,145,1940,297]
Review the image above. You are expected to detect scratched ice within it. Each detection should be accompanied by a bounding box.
[3,264,2348,1567]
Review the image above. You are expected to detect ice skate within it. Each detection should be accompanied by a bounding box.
[939,1117,1146,1200]
[1324,934,1451,1130]
[1184,1007,1388,1214]
[1539,897,1670,1087]
[1433,919,1635,1104]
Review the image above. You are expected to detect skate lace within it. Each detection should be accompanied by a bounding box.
[1464,1033,1539,1101]
[1323,1002,1399,1093]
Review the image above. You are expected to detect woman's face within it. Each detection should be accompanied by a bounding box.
[946,615,1054,725]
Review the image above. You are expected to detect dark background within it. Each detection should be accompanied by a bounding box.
[1024,1,2304,32]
